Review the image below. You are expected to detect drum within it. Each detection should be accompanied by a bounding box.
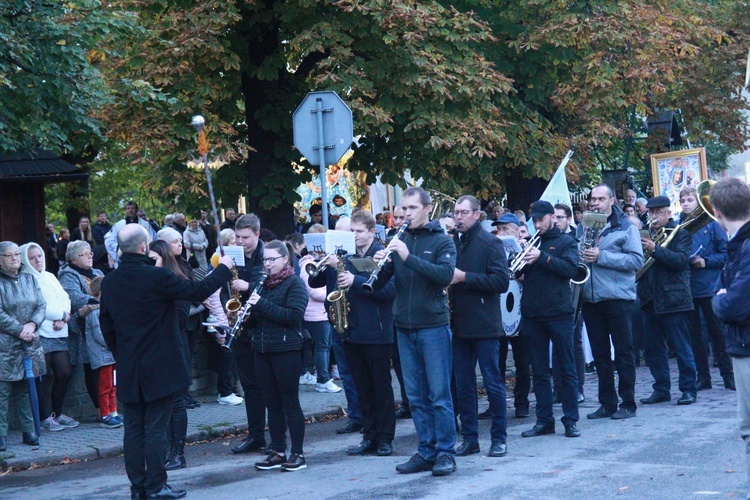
[501,279,522,337]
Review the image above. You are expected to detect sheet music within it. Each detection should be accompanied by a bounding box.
[304,231,356,256]
[222,245,245,267]
[374,224,386,242]
[498,236,522,254]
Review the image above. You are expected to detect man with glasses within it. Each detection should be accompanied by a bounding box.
[639,196,697,405]
[450,195,510,458]
[554,204,576,237]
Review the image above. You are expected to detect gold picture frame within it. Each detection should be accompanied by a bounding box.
[650,147,708,214]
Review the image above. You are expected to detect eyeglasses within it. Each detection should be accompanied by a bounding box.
[263,256,284,263]
[77,252,94,258]
[453,209,477,217]
[1,253,20,259]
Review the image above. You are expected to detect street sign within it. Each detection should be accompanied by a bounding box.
[292,91,353,167]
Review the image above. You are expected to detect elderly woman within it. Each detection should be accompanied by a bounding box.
[0,241,46,451]
[20,243,79,432]
[183,218,209,271]
[58,240,104,410]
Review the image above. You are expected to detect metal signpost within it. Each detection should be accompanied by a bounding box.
[293,91,353,228]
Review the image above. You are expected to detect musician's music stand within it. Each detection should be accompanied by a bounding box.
[348,257,380,273]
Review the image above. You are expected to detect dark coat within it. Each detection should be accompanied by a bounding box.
[248,273,308,353]
[99,253,232,404]
[638,220,693,314]
[676,216,727,299]
[712,221,750,357]
[92,221,112,246]
[450,221,510,338]
[371,219,456,330]
[518,225,578,320]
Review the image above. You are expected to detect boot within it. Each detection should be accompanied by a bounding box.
[165,438,186,471]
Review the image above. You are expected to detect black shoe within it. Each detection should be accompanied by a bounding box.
[515,406,530,418]
[184,394,200,409]
[396,453,435,474]
[587,406,615,420]
[281,453,307,471]
[611,408,636,420]
[164,439,186,470]
[131,489,146,500]
[477,408,492,420]
[521,424,555,438]
[488,441,507,457]
[585,362,596,374]
[455,441,480,457]
[564,424,581,438]
[640,392,671,404]
[577,391,585,403]
[696,378,712,391]
[725,377,737,391]
[0,436,5,451]
[376,442,393,456]
[395,407,412,419]
[336,420,363,434]
[22,431,39,446]
[677,392,696,405]
[551,391,562,404]
[346,439,375,455]
[232,437,266,454]
[146,484,186,499]
[255,451,286,470]
[431,454,456,476]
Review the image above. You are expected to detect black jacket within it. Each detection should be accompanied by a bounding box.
[372,219,456,329]
[99,253,232,404]
[450,222,510,338]
[638,220,693,315]
[713,221,750,357]
[248,273,308,354]
[220,240,265,345]
[518,225,578,320]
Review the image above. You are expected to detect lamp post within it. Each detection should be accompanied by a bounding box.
[191,115,224,258]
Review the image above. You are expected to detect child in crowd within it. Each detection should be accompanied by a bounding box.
[86,277,122,428]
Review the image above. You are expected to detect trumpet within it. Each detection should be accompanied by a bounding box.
[223,272,268,351]
[362,220,410,292]
[508,233,541,276]
[305,253,335,278]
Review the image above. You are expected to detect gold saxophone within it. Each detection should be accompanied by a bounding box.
[225,268,242,325]
[327,254,350,335]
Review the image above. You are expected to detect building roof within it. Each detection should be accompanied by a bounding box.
[0,148,88,183]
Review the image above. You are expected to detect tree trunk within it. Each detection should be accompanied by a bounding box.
[504,170,548,216]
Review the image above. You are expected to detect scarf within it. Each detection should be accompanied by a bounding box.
[70,263,96,280]
[265,263,294,289]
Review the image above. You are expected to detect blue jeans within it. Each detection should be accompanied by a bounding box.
[331,332,361,423]
[643,307,697,394]
[453,337,507,444]
[398,326,456,460]
[523,317,579,428]
[305,320,331,384]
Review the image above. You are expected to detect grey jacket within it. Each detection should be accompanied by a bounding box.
[0,266,46,381]
[85,309,115,370]
[578,207,644,303]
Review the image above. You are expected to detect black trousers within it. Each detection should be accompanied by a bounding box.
[391,329,409,410]
[123,392,175,496]
[232,339,266,441]
[499,335,530,410]
[582,299,637,411]
[254,350,305,455]
[553,315,585,394]
[344,342,396,443]
[689,296,734,381]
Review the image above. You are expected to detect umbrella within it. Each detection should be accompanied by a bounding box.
[22,343,41,436]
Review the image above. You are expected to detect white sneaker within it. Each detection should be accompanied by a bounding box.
[56,413,80,428]
[299,373,316,385]
[316,380,342,393]
[42,414,65,432]
[331,365,341,380]
[217,393,244,406]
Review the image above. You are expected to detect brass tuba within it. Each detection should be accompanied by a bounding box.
[327,252,350,335]
[429,190,457,221]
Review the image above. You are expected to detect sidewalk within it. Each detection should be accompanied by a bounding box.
[0,376,403,471]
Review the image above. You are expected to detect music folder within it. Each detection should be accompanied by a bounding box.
[348,257,380,273]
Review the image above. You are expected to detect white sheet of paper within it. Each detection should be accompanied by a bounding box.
[222,245,246,267]
[498,236,522,254]
[374,224,386,242]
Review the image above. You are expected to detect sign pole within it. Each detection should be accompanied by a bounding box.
[315,97,329,229]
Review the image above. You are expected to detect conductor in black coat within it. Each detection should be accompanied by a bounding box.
[100,224,234,499]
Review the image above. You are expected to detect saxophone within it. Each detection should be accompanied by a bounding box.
[327,253,350,336]
[225,268,242,325]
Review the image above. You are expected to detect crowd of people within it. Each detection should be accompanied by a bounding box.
[2,178,750,498]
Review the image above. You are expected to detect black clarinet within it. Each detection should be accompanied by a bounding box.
[223,272,268,350]
[362,220,410,292]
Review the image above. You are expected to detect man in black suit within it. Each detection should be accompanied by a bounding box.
[100,224,233,499]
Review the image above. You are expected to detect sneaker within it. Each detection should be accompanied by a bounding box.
[281,453,307,471]
[299,373,316,385]
[316,380,342,393]
[56,414,80,428]
[255,451,286,470]
[101,415,124,429]
[217,393,244,406]
[112,414,124,425]
[331,365,341,380]
[42,414,65,432]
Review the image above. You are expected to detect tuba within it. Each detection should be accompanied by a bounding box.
[429,190,457,221]
[572,211,608,285]
[327,251,350,336]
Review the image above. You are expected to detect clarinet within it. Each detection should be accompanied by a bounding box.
[362,220,410,292]
[222,272,268,350]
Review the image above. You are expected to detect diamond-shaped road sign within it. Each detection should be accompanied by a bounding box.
[292,91,353,166]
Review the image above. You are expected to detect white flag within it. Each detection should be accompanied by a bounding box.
[539,150,573,208]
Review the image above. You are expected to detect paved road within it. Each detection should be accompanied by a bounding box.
[1,362,746,499]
